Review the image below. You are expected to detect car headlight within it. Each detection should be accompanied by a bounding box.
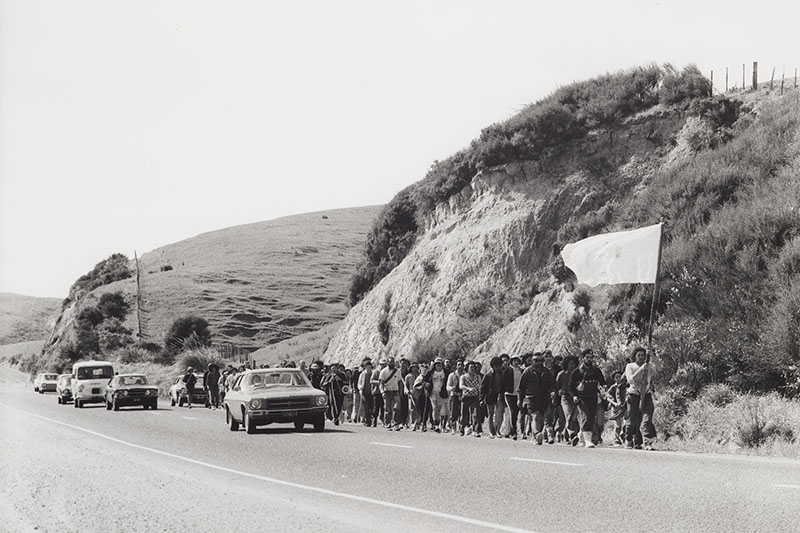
[249,399,261,409]
[121,390,128,396]
[316,396,327,406]
[147,390,156,396]
[78,384,85,392]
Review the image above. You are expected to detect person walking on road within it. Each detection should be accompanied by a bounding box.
[205,364,221,409]
[624,346,661,450]
[569,349,607,448]
[423,357,450,433]
[459,362,482,437]
[480,356,505,439]
[358,361,375,427]
[379,357,404,430]
[405,363,421,430]
[502,356,524,440]
[557,355,580,445]
[447,360,465,435]
[182,367,197,409]
[518,354,555,445]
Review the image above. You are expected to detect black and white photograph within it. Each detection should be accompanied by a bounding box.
[1,1,799,531]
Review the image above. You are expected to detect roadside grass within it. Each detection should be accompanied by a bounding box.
[653,389,800,458]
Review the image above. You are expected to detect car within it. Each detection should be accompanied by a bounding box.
[168,374,208,407]
[56,374,73,404]
[104,374,159,411]
[223,368,328,434]
[72,360,115,408]
[33,373,59,393]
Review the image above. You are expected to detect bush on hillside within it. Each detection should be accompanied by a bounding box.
[164,315,212,355]
[98,318,134,352]
[65,254,132,304]
[178,347,226,373]
[97,292,129,320]
[659,64,710,106]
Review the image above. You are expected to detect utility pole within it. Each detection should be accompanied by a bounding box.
[753,61,758,90]
[135,251,143,341]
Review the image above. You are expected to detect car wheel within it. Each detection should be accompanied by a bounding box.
[294,420,304,430]
[170,396,176,407]
[227,407,239,432]
[178,397,185,407]
[113,397,119,411]
[244,412,257,434]
[39,389,43,394]
[58,396,62,404]
[151,400,158,410]
[313,415,325,432]
[76,399,82,408]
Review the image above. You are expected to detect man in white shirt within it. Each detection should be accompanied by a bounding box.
[379,357,404,430]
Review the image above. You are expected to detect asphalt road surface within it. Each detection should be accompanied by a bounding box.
[1,369,799,532]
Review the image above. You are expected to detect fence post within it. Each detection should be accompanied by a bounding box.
[770,67,775,90]
[781,68,785,95]
[742,63,745,91]
[753,61,758,90]
[725,67,729,92]
[710,70,714,96]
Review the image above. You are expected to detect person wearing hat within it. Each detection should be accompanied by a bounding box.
[422,357,450,433]
[370,358,388,426]
[181,367,197,409]
[379,357,404,430]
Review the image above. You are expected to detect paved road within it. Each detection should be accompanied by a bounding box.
[1,373,799,532]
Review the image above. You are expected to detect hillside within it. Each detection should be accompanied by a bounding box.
[38,206,380,372]
[324,66,800,400]
[0,293,61,345]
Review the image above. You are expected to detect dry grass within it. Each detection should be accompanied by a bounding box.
[0,340,46,363]
[655,389,800,458]
[250,321,339,367]
[0,293,61,344]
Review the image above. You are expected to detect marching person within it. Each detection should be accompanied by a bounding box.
[423,357,450,433]
[308,362,324,390]
[358,360,375,427]
[413,364,430,432]
[322,363,347,425]
[459,361,482,437]
[405,362,421,430]
[379,356,404,430]
[206,364,221,409]
[371,359,386,426]
[480,356,505,439]
[569,349,607,448]
[447,360,466,435]
[517,353,555,445]
[502,356,524,440]
[624,346,661,450]
[182,367,197,409]
[557,355,580,445]
[398,358,411,428]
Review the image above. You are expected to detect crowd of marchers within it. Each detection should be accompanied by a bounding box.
[202,347,661,450]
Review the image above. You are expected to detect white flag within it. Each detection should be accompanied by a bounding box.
[560,223,662,286]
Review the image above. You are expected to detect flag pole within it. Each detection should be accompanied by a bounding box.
[642,223,664,409]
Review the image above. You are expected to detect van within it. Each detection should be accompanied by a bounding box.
[72,360,114,408]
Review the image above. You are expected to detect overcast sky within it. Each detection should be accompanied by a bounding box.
[1,0,797,299]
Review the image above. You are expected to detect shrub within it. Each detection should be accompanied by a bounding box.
[422,258,438,276]
[160,264,173,272]
[653,385,694,439]
[659,64,710,106]
[67,253,132,301]
[97,292,129,320]
[735,396,796,448]
[378,292,391,346]
[164,315,212,354]
[698,383,737,407]
[98,318,134,352]
[178,347,225,373]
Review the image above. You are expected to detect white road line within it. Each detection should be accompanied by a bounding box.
[296,433,313,437]
[0,404,534,533]
[773,484,800,490]
[511,457,582,467]
[370,442,414,449]
[181,416,198,420]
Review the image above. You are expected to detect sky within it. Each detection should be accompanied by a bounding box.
[1,0,798,299]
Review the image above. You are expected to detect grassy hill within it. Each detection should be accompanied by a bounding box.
[34,206,380,373]
[0,293,61,345]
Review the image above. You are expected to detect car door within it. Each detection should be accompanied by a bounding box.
[226,375,246,420]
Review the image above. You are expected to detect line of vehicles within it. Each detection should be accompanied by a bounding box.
[33,361,330,433]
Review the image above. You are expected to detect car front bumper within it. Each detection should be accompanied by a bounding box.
[247,406,327,423]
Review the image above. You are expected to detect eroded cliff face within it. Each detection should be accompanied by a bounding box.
[323,110,684,367]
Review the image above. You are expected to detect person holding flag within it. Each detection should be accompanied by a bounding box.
[624,346,661,450]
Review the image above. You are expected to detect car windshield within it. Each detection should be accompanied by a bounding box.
[243,371,308,391]
[76,366,114,379]
[119,375,148,386]
[44,374,58,380]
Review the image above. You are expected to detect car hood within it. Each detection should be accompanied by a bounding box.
[247,388,324,399]
[114,385,159,391]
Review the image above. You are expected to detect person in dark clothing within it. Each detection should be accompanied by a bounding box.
[357,361,374,426]
[517,354,555,444]
[556,355,580,445]
[308,362,324,390]
[205,364,221,409]
[569,349,607,448]
[182,367,197,409]
[321,363,346,425]
[480,356,505,438]
[501,356,523,440]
